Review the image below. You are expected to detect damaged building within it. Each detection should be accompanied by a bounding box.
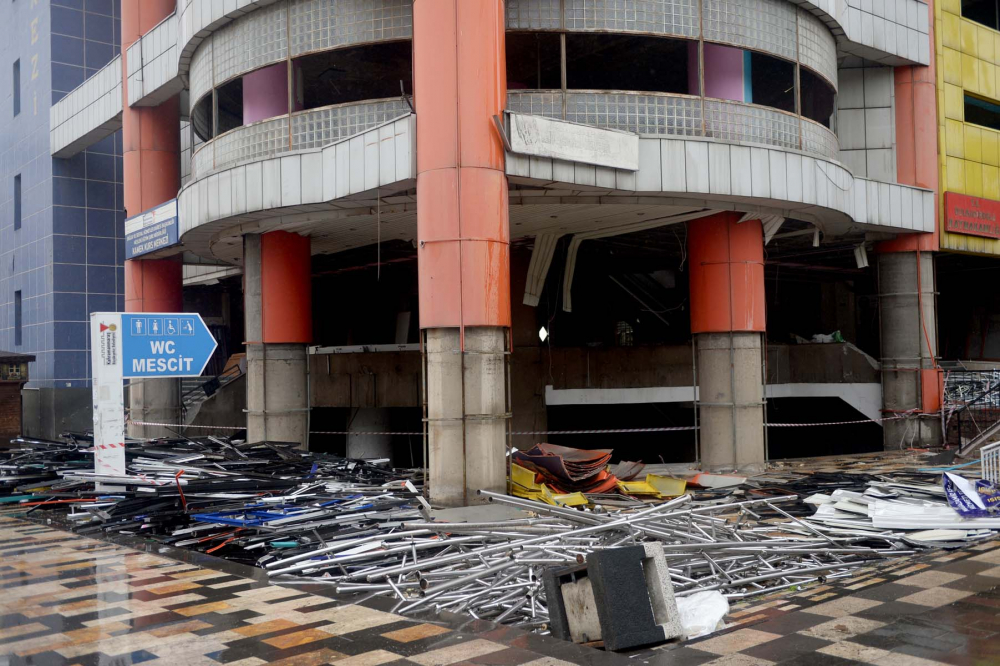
[0,0,977,507]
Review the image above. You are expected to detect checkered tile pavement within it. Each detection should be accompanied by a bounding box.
[0,516,610,666]
[2,515,999,666]
[659,539,1000,665]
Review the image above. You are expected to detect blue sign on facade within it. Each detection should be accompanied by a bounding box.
[120,313,218,378]
[125,199,179,259]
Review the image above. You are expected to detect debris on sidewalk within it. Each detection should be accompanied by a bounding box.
[1,437,997,642]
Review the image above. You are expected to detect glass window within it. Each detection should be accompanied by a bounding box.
[800,68,836,127]
[965,94,1000,131]
[566,34,691,94]
[749,52,795,113]
[507,32,561,90]
[963,0,998,30]
[13,174,21,230]
[14,290,22,347]
[12,59,19,117]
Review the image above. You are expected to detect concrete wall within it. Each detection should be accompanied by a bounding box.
[837,65,897,181]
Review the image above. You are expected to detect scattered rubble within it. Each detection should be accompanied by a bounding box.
[1,436,998,641]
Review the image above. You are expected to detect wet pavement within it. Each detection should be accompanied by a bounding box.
[2,515,1000,665]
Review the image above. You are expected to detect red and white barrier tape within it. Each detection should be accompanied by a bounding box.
[126,415,913,435]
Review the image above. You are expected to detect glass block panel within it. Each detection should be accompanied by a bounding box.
[702,0,796,61]
[506,0,562,28]
[213,2,288,85]
[801,118,840,159]
[290,98,412,150]
[565,92,703,136]
[289,0,413,57]
[797,9,838,90]
[189,39,213,107]
[506,91,563,119]
[564,0,699,38]
[703,100,800,151]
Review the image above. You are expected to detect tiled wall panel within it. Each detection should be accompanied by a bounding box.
[289,0,412,56]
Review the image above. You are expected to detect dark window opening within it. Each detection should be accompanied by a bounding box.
[216,77,244,135]
[963,0,999,30]
[965,94,1000,131]
[800,68,836,127]
[296,41,412,110]
[191,94,214,142]
[13,174,21,230]
[566,34,690,94]
[506,32,562,90]
[12,59,19,116]
[749,52,795,113]
[14,290,22,347]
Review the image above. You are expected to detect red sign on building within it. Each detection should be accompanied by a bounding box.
[945,192,1000,239]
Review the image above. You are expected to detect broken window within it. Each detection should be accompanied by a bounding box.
[800,67,836,127]
[216,77,244,135]
[295,41,412,110]
[191,94,214,142]
[507,32,562,90]
[965,93,1000,131]
[748,52,795,113]
[565,34,691,94]
[963,0,999,29]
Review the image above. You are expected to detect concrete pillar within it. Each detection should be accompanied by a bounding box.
[425,328,507,506]
[121,0,182,439]
[878,251,942,448]
[688,212,766,470]
[244,232,312,447]
[414,1,511,506]
[124,258,182,438]
[347,408,394,460]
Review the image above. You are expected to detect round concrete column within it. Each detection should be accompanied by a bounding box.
[244,232,312,448]
[414,0,511,506]
[688,212,767,470]
[878,251,942,448]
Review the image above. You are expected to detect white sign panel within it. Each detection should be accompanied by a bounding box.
[90,313,126,477]
[507,112,639,171]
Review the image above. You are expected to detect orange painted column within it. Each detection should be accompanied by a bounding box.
[243,232,312,449]
[687,213,767,469]
[875,0,941,444]
[687,212,766,335]
[414,0,510,505]
[121,0,182,436]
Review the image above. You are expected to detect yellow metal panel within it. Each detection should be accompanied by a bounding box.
[944,47,963,85]
[983,164,1000,199]
[947,118,966,157]
[982,61,998,99]
[962,19,980,56]
[981,26,998,63]
[942,0,960,15]
[963,53,981,92]
[966,124,983,162]
[944,83,965,120]
[947,155,966,191]
[942,12,962,50]
[966,160,984,196]
[983,129,999,166]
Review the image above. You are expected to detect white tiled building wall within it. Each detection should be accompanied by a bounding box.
[836,65,896,182]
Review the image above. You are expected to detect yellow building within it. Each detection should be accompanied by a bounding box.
[939,0,1000,253]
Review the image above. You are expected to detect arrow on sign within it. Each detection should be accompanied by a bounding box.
[120,313,218,378]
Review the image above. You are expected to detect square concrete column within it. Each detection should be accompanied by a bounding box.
[244,232,312,447]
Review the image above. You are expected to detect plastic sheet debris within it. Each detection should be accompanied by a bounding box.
[675,591,730,639]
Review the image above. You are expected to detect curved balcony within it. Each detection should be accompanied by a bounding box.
[507,90,841,161]
[191,98,412,179]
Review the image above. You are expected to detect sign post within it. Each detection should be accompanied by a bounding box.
[89,312,218,479]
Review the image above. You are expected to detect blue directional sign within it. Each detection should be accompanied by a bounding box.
[120,312,218,378]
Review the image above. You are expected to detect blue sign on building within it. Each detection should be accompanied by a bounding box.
[125,199,179,259]
[120,313,217,378]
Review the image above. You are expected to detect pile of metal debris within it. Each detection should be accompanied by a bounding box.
[1,435,998,639]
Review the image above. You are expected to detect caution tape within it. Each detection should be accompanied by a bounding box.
[127,416,914,435]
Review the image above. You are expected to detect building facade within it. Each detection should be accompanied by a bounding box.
[1,0,126,438]
[36,0,943,505]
